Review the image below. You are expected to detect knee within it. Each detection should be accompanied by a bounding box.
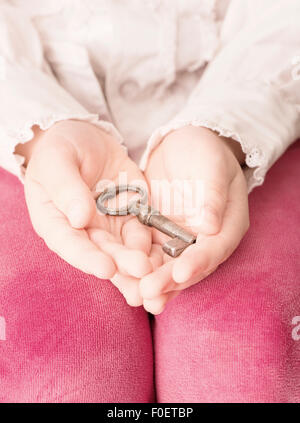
[154,283,297,402]
[1,273,153,402]
[0,170,154,402]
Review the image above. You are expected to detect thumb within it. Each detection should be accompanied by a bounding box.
[66,193,95,229]
[197,180,229,235]
[28,145,96,229]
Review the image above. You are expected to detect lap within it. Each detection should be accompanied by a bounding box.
[1,141,299,403]
[154,142,300,403]
[0,169,154,402]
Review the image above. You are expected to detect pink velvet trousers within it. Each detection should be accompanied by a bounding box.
[0,143,299,403]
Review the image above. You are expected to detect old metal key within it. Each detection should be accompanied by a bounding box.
[96,184,196,257]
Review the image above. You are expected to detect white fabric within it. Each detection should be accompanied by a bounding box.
[0,0,299,190]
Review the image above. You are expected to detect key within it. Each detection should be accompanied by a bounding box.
[133,203,196,257]
[96,184,196,257]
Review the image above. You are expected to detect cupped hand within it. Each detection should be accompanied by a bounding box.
[140,126,249,314]
[20,120,154,306]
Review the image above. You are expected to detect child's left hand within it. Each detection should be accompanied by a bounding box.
[140,126,250,314]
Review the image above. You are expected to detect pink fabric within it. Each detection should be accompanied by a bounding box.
[0,142,299,403]
[0,169,154,402]
[154,141,300,403]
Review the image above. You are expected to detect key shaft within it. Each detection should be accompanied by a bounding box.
[135,204,196,256]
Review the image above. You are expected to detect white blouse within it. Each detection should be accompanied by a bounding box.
[0,0,299,191]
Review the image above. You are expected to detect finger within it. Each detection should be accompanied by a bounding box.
[25,178,116,279]
[141,258,218,301]
[196,179,229,235]
[143,291,180,315]
[173,174,249,283]
[122,218,152,255]
[111,245,165,307]
[152,228,170,245]
[140,261,174,300]
[158,265,219,295]
[149,244,164,270]
[163,253,174,264]
[140,243,214,301]
[88,228,152,278]
[111,273,143,307]
[27,143,96,229]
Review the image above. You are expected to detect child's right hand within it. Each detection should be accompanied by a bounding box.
[18,120,154,306]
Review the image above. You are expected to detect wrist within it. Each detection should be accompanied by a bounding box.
[14,125,45,167]
[218,134,246,165]
[14,120,112,168]
[196,127,245,165]
[162,125,246,166]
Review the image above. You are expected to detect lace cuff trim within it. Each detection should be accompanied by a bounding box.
[139,118,267,193]
[10,112,123,181]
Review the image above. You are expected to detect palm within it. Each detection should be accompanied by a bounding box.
[144,130,239,245]
[87,146,152,255]
[25,121,152,287]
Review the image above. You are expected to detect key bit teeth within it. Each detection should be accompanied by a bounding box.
[162,238,191,258]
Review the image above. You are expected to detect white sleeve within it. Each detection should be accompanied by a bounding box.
[0,4,122,180]
[141,0,300,192]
